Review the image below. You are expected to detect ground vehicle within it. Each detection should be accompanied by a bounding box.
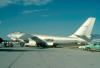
[84,42,100,51]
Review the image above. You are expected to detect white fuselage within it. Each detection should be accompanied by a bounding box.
[34,35,87,46]
[7,33,88,46]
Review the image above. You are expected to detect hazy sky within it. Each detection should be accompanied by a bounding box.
[0,0,100,39]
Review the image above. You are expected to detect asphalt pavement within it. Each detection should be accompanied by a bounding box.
[0,47,100,68]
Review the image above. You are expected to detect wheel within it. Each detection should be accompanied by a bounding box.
[4,43,8,47]
[20,42,25,47]
[10,44,13,47]
[53,43,57,48]
[86,47,91,51]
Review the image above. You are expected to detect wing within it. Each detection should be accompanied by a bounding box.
[31,36,48,48]
[20,34,48,48]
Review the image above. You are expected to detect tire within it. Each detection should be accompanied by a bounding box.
[4,43,8,47]
[20,42,25,47]
[53,44,57,48]
[86,47,91,51]
[10,44,13,47]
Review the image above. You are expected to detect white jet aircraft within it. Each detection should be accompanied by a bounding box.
[7,17,96,48]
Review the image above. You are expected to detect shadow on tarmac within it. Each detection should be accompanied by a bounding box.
[0,48,49,52]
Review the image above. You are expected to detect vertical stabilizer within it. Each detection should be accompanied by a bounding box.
[72,17,96,38]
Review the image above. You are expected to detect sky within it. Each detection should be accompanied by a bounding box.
[0,0,100,39]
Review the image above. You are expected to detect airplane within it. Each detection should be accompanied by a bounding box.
[7,17,96,48]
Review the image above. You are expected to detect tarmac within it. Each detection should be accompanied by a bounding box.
[0,47,100,68]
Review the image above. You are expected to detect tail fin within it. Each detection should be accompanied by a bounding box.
[71,17,96,38]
